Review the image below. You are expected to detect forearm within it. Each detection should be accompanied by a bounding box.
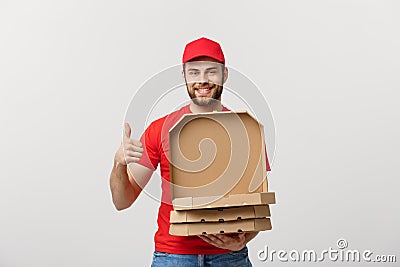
[110,161,136,210]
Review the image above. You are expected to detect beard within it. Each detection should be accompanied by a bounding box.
[186,82,223,106]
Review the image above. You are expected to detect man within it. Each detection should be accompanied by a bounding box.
[110,37,271,266]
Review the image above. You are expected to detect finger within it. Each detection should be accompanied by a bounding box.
[237,232,246,242]
[129,139,143,148]
[125,156,140,164]
[124,122,131,139]
[126,151,143,158]
[198,235,211,243]
[214,233,236,241]
[125,144,144,153]
[205,234,224,245]
[198,235,209,241]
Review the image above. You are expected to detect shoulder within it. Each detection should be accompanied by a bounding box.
[222,105,231,111]
[147,105,188,131]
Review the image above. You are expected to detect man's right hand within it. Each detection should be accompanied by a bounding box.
[114,122,144,165]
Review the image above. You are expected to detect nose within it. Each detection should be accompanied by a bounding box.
[197,73,209,86]
[199,71,208,83]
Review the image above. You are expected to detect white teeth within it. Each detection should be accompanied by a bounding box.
[198,89,211,94]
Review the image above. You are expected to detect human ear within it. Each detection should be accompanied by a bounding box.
[223,67,228,84]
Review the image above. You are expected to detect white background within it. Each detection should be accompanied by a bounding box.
[1,1,399,266]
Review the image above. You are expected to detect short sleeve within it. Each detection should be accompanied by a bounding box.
[265,144,271,172]
[136,122,160,170]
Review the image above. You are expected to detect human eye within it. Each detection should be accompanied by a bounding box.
[206,68,218,75]
[188,70,199,76]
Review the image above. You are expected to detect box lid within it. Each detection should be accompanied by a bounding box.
[172,192,276,211]
[169,111,271,210]
[169,218,272,236]
[170,205,270,223]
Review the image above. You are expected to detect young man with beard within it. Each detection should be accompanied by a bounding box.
[110,37,269,266]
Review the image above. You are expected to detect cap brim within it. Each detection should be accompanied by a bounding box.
[184,53,224,63]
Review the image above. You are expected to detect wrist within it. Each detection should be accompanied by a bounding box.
[114,160,127,170]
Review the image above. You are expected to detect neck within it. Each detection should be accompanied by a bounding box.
[189,100,223,113]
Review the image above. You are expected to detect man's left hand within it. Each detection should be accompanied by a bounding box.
[198,233,247,251]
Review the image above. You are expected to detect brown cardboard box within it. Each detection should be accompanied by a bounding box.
[169,218,272,236]
[170,205,271,223]
[169,111,273,210]
[168,111,276,236]
[172,192,275,211]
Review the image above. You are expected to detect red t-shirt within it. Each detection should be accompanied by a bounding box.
[136,104,271,254]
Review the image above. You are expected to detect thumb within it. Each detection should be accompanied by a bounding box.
[124,122,131,139]
[237,232,246,240]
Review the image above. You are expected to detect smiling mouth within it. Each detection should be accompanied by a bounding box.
[195,84,216,94]
[196,88,212,95]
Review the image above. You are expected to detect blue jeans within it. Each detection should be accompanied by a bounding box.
[150,246,252,267]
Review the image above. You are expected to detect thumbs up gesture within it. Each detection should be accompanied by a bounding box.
[114,122,144,165]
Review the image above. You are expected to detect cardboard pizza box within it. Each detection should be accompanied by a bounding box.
[172,192,276,211]
[169,218,272,236]
[170,205,270,223]
[169,111,274,210]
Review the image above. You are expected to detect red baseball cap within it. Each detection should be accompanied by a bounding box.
[182,37,225,64]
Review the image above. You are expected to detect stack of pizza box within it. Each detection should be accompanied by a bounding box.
[168,111,276,236]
